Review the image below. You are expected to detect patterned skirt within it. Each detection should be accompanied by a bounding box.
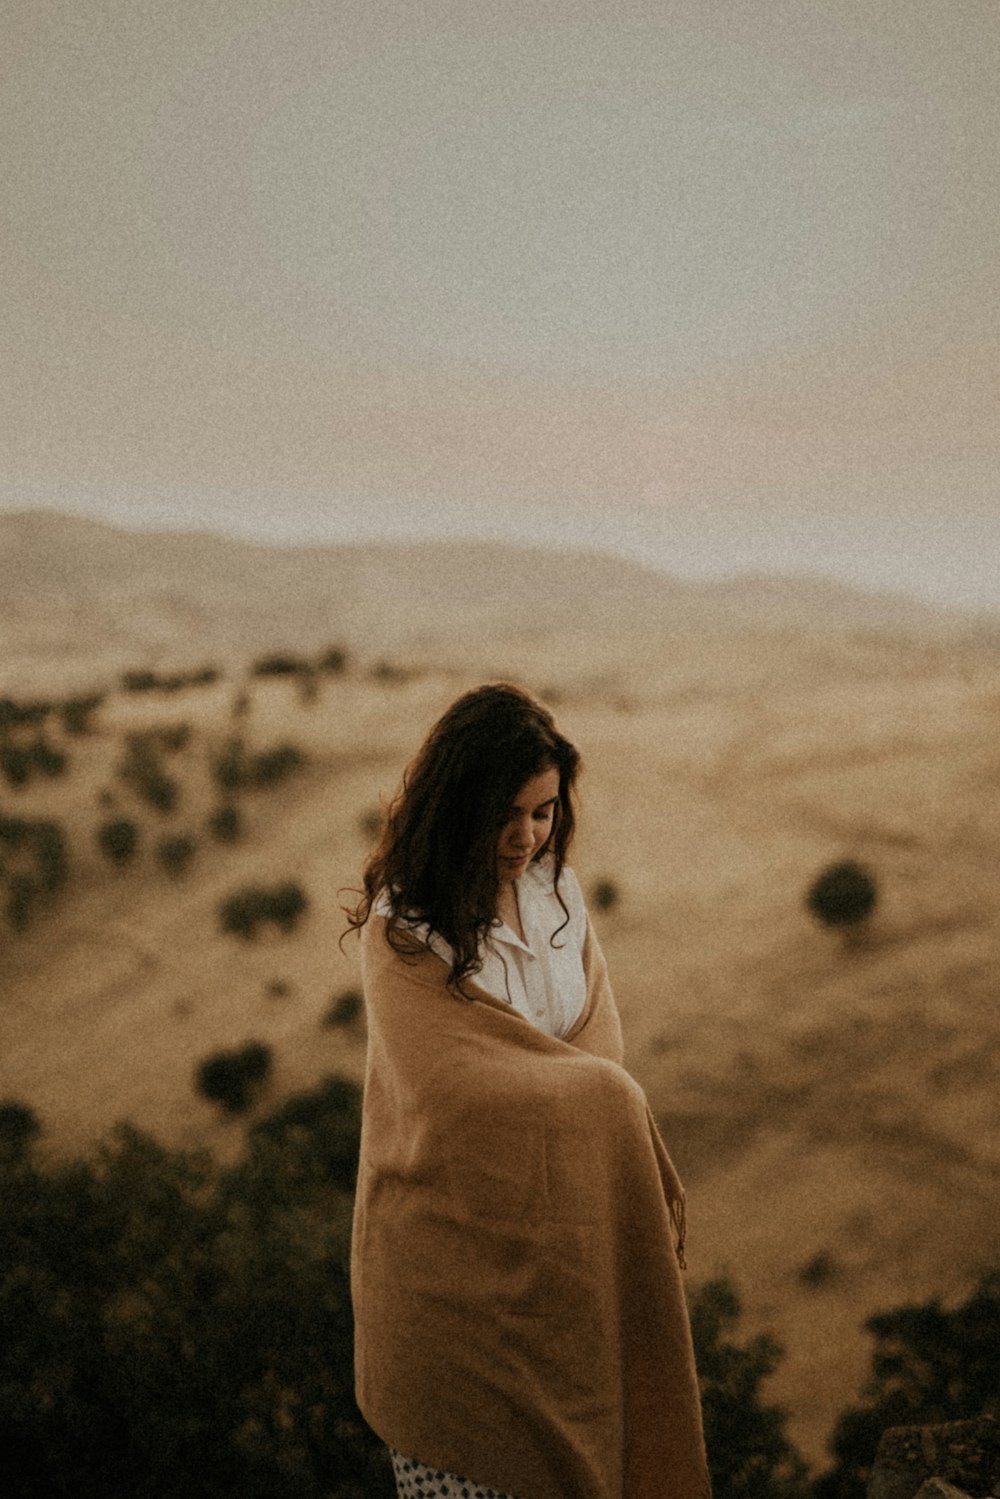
[388,1446,528,1499]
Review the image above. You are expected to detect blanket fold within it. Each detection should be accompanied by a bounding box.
[352,910,712,1499]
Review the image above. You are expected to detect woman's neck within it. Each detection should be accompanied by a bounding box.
[496,879,525,941]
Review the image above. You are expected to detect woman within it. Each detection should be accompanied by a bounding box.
[345,683,711,1499]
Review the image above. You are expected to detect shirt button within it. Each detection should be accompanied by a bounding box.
[535,1008,545,1017]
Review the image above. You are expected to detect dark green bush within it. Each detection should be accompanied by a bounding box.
[592,877,620,912]
[218,882,309,940]
[318,646,347,674]
[0,1081,390,1498]
[815,1271,1000,1499]
[323,989,363,1029]
[117,735,180,814]
[252,653,306,678]
[212,735,247,792]
[157,834,196,878]
[359,807,384,840]
[690,1276,810,1499]
[97,818,139,866]
[0,742,32,788]
[30,737,68,777]
[121,669,158,693]
[250,743,306,787]
[5,873,39,931]
[157,723,192,753]
[0,696,51,729]
[195,1041,273,1114]
[60,694,105,736]
[806,860,878,931]
[0,817,68,894]
[0,1099,41,1161]
[206,803,243,843]
[31,821,69,892]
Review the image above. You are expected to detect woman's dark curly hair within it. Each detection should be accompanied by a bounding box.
[342,682,581,998]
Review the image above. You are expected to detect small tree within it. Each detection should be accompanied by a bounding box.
[0,741,32,788]
[250,743,306,787]
[689,1276,810,1499]
[322,988,363,1028]
[30,736,69,777]
[815,1271,1000,1499]
[218,881,309,940]
[318,645,347,674]
[157,833,196,878]
[206,803,243,843]
[0,1098,41,1161]
[195,1041,273,1114]
[592,877,620,913]
[32,820,69,892]
[806,860,878,938]
[252,652,305,678]
[60,693,105,736]
[6,872,39,931]
[97,817,139,866]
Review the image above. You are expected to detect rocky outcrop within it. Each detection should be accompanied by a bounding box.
[867,1416,1000,1499]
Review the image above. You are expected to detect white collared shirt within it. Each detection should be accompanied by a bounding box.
[374,854,588,1038]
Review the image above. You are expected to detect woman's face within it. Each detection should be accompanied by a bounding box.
[496,765,561,883]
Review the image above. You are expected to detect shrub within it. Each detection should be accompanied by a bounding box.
[250,743,306,787]
[206,803,243,843]
[0,741,32,788]
[195,1041,273,1114]
[690,1276,810,1499]
[318,646,347,674]
[97,817,139,866]
[117,734,180,814]
[815,1271,1000,1499]
[121,669,158,693]
[30,736,69,777]
[0,1085,389,1498]
[60,693,104,736]
[0,696,51,729]
[798,1250,840,1289]
[0,1099,41,1161]
[218,881,309,940]
[806,860,878,932]
[322,988,363,1028]
[359,807,385,839]
[251,652,306,678]
[157,722,192,753]
[5,872,39,931]
[245,1072,363,1194]
[371,659,409,684]
[157,834,196,878]
[212,735,247,792]
[592,877,620,912]
[32,820,69,892]
[270,880,309,931]
[0,817,68,893]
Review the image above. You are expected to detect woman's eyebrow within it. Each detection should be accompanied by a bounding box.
[510,795,559,813]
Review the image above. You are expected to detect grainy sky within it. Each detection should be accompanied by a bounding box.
[3,0,998,609]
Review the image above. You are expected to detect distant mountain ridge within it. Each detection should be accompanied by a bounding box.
[0,509,994,676]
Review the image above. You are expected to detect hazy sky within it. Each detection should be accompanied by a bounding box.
[3,0,998,610]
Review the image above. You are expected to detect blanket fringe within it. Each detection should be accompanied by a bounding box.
[670,1196,688,1271]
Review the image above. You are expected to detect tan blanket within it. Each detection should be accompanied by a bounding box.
[352,910,712,1499]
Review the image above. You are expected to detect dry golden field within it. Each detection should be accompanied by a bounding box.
[2,527,998,1472]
